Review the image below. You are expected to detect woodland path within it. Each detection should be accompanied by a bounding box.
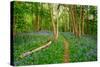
[63,36,70,63]
[18,32,70,62]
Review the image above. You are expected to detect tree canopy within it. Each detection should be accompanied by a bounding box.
[13,1,97,36]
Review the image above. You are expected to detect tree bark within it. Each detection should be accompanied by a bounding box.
[74,5,79,36]
[70,5,78,36]
[34,3,40,32]
[79,5,82,36]
[51,4,60,41]
[68,5,73,33]
[86,6,89,34]
[20,40,52,58]
[81,6,85,35]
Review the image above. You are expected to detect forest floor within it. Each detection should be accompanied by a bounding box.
[13,32,97,66]
[63,39,69,63]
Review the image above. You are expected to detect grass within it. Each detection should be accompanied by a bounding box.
[13,32,97,66]
[13,33,64,66]
[13,34,50,61]
[62,32,97,62]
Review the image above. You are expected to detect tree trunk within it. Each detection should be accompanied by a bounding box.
[20,40,52,58]
[69,6,74,34]
[70,5,78,36]
[81,6,85,35]
[51,4,59,41]
[74,5,79,36]
[85,6,89,34]
[34,3,40,32]
[68,5,73,33]
[37,15,40,31]
[79,5,82,36]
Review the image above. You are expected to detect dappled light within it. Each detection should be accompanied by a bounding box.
[11,1,97,66]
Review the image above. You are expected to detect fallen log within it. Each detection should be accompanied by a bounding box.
[20,40,52,58]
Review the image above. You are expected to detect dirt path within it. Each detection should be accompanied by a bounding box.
[63,39,69,63]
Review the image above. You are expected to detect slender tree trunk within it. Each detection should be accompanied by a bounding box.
[62,15,67,32]
[37,15,40,31]
[70,5,81,36]
[74,5,79,36]
[85,6,89,34]
[69,5,73,33]
[81,6,85,35]
[64,23,67,32]
[56,18,59,40]
[51,6,57,41]
[71,5,78,36]
[51,4,60,41]
[70,6,75,34]
[68,6,70,32]
[34,3,40,32]
[35,14,39,32]
[72,6,77,35]
[68,6,71,32]
[79,5,82,36]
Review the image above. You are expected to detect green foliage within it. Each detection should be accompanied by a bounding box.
[13,33,64,66]
[62,32,97,62]
[13,2,53,32]
[12,1,97,66]
[13,1,97,35]
[13,32,97,65]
